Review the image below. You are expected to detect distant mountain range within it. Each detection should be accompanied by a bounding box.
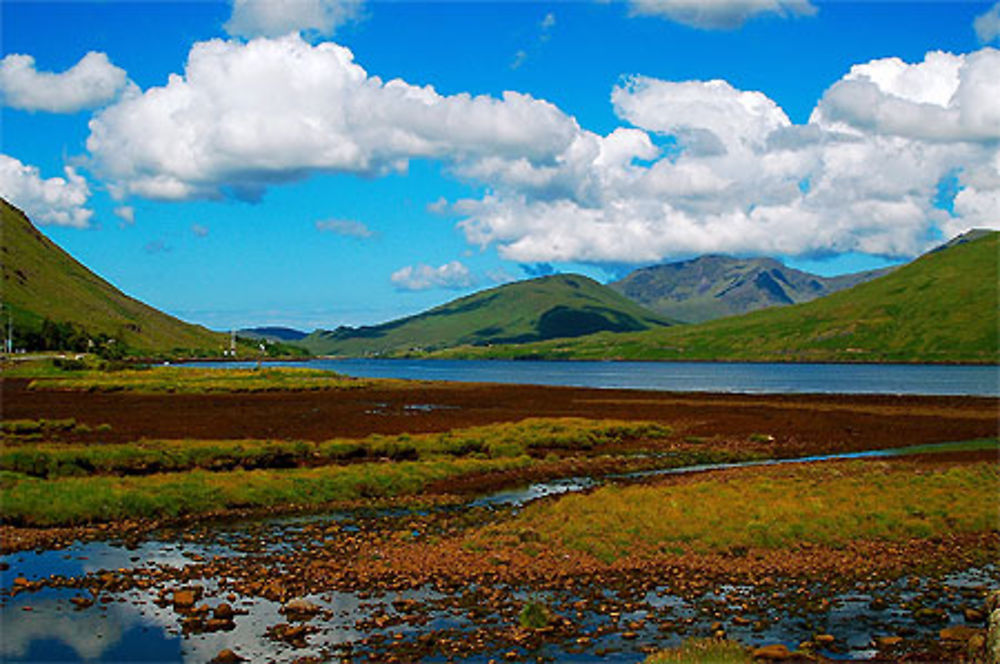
[299,274,675,356]
[6,193,995,365]
[431,230,999,364]
[610,255,893,323]
[1,198,224,355]
[238,327,308,342]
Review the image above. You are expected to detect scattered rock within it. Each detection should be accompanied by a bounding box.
[875,636,903,648]
[210,649,245,663]
[913,607,948,624]
[940,625,983,643]
[752,644,792,660]
[282,598,321,618]
[171,588,199,609]
[965,607,986,623]
[213,603,235,620]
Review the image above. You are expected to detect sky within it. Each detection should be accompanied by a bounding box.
[2,0,999,332]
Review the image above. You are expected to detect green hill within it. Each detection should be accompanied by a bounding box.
[300,274,677,356]
[432,231,999,364]
[611,255,892,323]
[1,198,225,355]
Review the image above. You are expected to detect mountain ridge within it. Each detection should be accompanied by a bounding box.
[300,273,676,356]
[610,254,894,323]
[1,198,225,355]
[428,231,999,364]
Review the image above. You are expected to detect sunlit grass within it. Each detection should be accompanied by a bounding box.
[0,456,533,526]
[26,366,384,393]
[0,418,672,478]
[481,461,999,561]
[645,638,752,664]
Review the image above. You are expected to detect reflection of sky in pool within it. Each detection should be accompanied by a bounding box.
[2,447,997,663]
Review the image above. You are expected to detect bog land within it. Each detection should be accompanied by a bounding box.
[1,363,998,663]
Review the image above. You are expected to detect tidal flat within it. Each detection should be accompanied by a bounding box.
[1,365,998,662]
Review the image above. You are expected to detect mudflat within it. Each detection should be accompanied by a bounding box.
[3,377,996,455]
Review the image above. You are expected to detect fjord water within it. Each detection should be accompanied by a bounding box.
[191,359,1000,396]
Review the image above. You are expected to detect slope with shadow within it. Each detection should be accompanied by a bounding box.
[1,198,224,354]
[300,274,676,356]
[611,255,893,323]
[433,230,999,364]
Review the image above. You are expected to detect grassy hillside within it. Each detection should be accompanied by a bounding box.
[611,255,892,323]
[433,231,999,364]
[1,198,225,355]
[301,274,676,356]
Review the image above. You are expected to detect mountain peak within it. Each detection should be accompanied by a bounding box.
[611,254,891,323]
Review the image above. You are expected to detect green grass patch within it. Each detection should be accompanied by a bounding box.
[645,638,752,664]
[482,461,999,561]
[0,456,533,526]
[27,366,378,393]
[0,418,672,479]
[886,438,998,456]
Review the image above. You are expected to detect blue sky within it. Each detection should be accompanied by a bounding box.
[2,0,999,331]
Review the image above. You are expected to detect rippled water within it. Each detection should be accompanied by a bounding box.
[186,358,1000,396]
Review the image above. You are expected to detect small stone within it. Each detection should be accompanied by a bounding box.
[752,644,792,660]
[939,625,982,643]
[210,649,245,663]
[875,636,903,648]
[172,590,196,609]
[282,598,321,617]
[913,607,947,624]
[814,634,835,646]
[964,607,985,623]
[213,603,235,620]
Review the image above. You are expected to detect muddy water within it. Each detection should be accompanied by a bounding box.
[2,441,996,663]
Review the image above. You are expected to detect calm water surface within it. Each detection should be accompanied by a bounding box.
[188,358,999,396]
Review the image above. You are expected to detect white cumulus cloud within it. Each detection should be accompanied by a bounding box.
[613,76,791,151]
[456,48,1000,263]
[225,0,364,38]
[0,51,129,113]
[86,34,578,201]
[975,3,1000,44]
[0,154,92,227]
[812,49,1000,142]
[390,261,477,291]
[628,0,816,30]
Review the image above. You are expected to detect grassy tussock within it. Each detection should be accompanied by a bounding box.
[0,418,671,478]
[27,366,378,393]
[488,461,998,561]
[1,456,532,526]
[645,638,752,664]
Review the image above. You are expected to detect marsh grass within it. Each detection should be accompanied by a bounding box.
[0,418,672,478]
[645,638,752,664]
[483,461,999,561]
[1,456,532,526]
[27,366,381,393]
[518,599,552,629]
[0,418,677,524]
